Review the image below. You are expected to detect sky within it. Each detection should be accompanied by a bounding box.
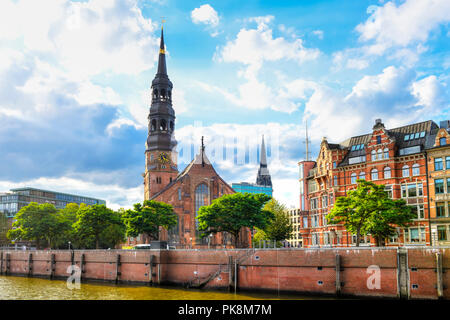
[0,0,449,209]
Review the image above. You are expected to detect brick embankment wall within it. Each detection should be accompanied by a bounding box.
[0,247,449,299]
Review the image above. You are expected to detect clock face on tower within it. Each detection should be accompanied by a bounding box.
[158,152,170,164]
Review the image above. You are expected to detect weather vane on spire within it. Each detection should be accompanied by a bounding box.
[161,17,166,29]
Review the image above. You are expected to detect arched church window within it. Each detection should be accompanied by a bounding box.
[160,119,167,131]
[161,89,166,100]
[168,90,172,100]
[170,121,174,131]
[151,119,156,131]
[195,184,209,230]
[153,89,158,99]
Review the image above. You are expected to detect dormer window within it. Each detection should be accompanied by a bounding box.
[440,137,447,146]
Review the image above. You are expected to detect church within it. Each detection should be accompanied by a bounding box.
[141,27,250,248]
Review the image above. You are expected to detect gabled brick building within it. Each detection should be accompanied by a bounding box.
[298,119,447,248]
[132,27,249,248]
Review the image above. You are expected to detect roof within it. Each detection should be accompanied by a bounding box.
[337,120,438,167]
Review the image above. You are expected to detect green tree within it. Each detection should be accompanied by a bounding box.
[7,203,68,249]
[197,193,273,248]
[73,204,124,249]
[327,180,415,247]
[123,200,177,242]
[0,211,9,246]
[263,199,294,243]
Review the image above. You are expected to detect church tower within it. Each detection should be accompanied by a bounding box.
[144,26,179,200]
[256,135,272,188]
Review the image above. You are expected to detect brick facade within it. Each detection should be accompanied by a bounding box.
[297,119,450,248]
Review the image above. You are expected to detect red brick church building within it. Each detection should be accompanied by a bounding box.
[135,27,249,248]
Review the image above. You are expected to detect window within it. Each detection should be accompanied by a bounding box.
[303,216,308,228]
[324,232,330,245]
[349,156,366,164]
[447,178,450,192]
[414,132,420,139]
[401,183,423,198]
[436,203,445,218]
[410,204,424,219]
[383,148,389,159]
[385,185,393,198]
[404,134,409,141]
[405,227,425,243]
[322,196,328,208]
[446,157,450,169]
[399,146,421,155]
[359,171,366,180]
[440,137,447,146]
[402,165,410,177]
[435,179,444,194]
[376,136,381,144]
[178,188,182,201]
[195,184,209,230]
[312,234,319,246]
[350,173,357,184]
[435,158,443,171]
[310,198,318,210]
[412,163,420,176]
[371,168,378,180]
[384,167,391,179]
[377,149,382,160]
[371,150,376,161]
[333,162,336,169]
[322,214,327,227]
[334,175,338,186]
[437,226,448,241]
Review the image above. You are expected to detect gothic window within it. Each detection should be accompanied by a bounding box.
[153,89,158,99]
[384,167,391,179]
[195,184,209,229]
[161,89,166,100]
[151,119,156,131]
[160,119,167,131]
[170,121,174,131]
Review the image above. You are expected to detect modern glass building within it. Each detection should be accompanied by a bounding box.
[0,187,106,218]
[232,182,273,197]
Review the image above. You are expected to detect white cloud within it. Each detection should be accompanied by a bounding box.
[305,66,449,142]
[0,0,158,78]
[191,4,220,27]
[312,30,324,40]
[356,0,450,55]
[0,177,143,210]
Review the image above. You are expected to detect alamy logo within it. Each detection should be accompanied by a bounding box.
[66,265,81,290]
[366,265,381,290]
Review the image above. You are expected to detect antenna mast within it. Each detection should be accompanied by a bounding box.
[303,120,312,161]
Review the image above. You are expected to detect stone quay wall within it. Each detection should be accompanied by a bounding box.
[0,247,449,300]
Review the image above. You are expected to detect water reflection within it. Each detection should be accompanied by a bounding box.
[0,276,315,300]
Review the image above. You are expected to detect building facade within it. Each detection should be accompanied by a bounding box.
[427,120,450,246]
[0,187,105,219]
[298,119,448,248]
[232,135,273,197]
[140,27,248,248]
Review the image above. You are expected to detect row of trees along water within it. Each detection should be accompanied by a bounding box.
[1,180,415,249]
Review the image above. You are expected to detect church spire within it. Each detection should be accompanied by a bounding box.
[157,26,167,76]
[256,135,272,187]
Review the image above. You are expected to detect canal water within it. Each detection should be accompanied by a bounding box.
[0,276,320,300]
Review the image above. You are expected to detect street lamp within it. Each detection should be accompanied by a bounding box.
[68,241,71,250]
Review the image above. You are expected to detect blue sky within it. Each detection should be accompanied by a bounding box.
[0,0,449,208]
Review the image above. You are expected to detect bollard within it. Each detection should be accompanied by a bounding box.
[0,251,3,275]
[28,253,33,277]
[157,263,161,285]
[436,252,444,299]
[335,254,341,296]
